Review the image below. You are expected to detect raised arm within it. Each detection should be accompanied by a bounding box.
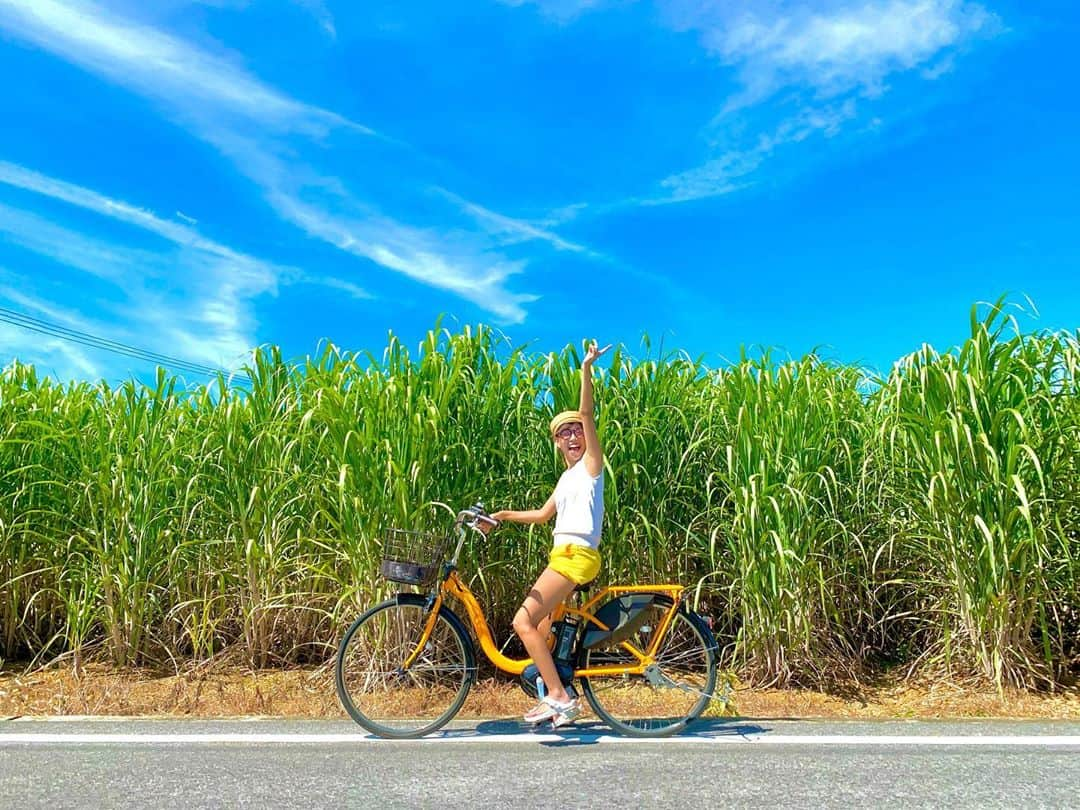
[580,340,610,478]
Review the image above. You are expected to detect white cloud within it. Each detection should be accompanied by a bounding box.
[0,0,572,326]
[535,202,591,228]
[498,0,606,23]
[689,0,1000,109]
[0,200,270,370]
[200,128,544,324]
[434,187,595,256]
[0,0,366,137]
[0,160,381,376]
[652,99,858,204]
[653,0,1001,202]
[0,159,272,270]
[0,202,134,283]
[292,0,336,38]
[299,274,372,301]
[0,157,376,301]
[267,189,537,324]
[0,285,103,381]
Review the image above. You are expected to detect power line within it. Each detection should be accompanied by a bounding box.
[0,306,223,375]
[0,305,242,380]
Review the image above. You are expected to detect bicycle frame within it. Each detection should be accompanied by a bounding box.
[403,513,689,680]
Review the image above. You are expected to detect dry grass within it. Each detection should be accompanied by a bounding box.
[2,665,1078,721]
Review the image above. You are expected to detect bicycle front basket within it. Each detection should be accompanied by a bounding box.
[378,528,448,586]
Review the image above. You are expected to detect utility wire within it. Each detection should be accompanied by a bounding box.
[0,305,242,379]
[0,306,223,375]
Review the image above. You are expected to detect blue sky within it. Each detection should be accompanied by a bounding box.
[0,0,1077,384]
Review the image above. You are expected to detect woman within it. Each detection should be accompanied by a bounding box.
[488,340,610,727]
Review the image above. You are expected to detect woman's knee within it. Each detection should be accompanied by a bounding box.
[512,608,537,638]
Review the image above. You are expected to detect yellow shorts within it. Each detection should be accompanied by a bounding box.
[548,544,601,585]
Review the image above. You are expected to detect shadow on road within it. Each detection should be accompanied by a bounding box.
[465,717,769,746]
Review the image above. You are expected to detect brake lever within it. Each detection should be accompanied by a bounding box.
[464,502,498,532]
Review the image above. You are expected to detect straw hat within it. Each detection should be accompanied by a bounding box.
[549,410,584,436]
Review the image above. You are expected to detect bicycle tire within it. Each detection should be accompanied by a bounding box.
[579,599,718,737]
[335,593,475,738]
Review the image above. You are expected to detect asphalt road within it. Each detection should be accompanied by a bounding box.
[2,717,1079,809]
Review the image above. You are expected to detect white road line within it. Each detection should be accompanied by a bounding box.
[1,732,1079,746]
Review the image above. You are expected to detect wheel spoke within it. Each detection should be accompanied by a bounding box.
[581,603,717,737]
[336,598,474,738]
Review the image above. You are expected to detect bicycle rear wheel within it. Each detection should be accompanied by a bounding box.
[579,601,717,737]
[335,593,475,738]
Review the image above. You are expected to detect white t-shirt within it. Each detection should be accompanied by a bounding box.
[552,459,604,549]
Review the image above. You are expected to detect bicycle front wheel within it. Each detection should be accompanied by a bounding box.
[580,602,717,737]
[335,593,475,738]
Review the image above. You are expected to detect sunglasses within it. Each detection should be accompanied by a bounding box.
[555,424,585,440]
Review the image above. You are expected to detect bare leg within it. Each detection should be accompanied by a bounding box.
[512,568,577,705]
[537,614,552,642]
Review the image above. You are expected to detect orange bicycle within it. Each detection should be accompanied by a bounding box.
[335,503,720,738]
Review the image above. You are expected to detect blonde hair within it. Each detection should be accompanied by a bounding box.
[549,410,584,437]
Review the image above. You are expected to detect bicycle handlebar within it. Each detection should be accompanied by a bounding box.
[456,502,499,532]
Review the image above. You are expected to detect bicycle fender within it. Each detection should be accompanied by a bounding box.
[681,607,720,656]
